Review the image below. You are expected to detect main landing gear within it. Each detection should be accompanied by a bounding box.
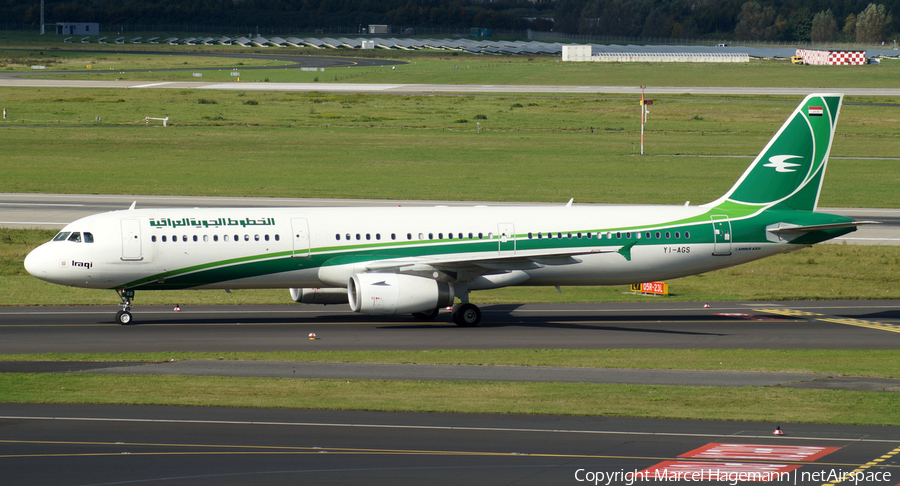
[452,303,481,327]
[410,303,482,327]
[116,289,135,325]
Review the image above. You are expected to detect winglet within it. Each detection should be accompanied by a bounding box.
[129,201,137,210]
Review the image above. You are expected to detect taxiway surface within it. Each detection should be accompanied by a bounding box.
[2,403,898,486]
[3,301,900,354]
[4,302,899,485]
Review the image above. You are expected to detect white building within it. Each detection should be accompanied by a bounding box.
[562,44,749,63]
[56,23,99,35]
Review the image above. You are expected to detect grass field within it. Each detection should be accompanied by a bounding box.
[5,349,899,377]
[3,41,900,422]
[3,47,900,209]
[3,373,899,425]
[1,48,289,72]
[1,349,899,425]
[2,89,899,207]
[26,57,900,87]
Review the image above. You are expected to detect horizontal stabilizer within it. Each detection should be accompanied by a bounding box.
[767,221,879,234]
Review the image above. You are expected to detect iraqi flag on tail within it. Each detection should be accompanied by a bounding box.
[808,106,824,116]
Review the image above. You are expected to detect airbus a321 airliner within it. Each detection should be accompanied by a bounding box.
[25,93,868,326]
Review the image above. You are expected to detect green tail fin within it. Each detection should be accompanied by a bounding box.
[710,93,843,211]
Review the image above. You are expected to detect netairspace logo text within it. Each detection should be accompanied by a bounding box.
[574,468,891,486]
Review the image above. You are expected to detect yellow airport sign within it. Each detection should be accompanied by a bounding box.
[631,282,668,295]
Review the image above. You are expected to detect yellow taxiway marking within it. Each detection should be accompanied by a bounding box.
[821,444,900,485]
[0,439,897,468]
[754,309,900,334]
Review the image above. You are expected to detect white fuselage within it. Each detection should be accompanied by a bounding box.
[24,203,784,292]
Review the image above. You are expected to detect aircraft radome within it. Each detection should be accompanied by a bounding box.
[25,93,872,326]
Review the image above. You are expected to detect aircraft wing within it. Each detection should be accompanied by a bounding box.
[363,245,633,282]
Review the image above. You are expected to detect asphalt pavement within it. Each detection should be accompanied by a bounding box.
[2,403,898,486]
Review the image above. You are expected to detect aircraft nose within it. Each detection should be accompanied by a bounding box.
[24,244,50,280]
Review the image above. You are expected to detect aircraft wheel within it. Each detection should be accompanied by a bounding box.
[116,310,133,325]
[412,308,440,320]
[452,303,481,327]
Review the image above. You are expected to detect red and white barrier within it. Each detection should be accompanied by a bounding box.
[796,49,866,65]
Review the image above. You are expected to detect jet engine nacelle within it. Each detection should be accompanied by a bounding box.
[289,287,349,305]
[348,273,454,315]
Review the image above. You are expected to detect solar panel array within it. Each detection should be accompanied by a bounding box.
[59,36,900,58]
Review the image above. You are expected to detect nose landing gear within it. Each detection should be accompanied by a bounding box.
[116,289,135,325]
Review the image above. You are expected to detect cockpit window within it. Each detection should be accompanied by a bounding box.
[67,232,82,243]
[53,232,71,242]
[83,232,94,243]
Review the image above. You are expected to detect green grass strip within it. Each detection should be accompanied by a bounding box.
[2,373,897,425]
[4,349,899,378]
